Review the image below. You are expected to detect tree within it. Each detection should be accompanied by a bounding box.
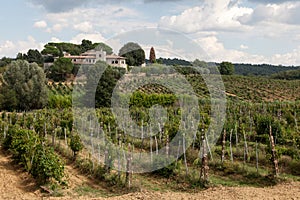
[119,42,145,66]
[41,44,62,57]
[26,49,44,65]
[149,47,156,63]
[219,61,235,75]
[85,61,125,108]
[81,39,93,52]
[0,57,12,68]
[0,60,48,111]
[48,57,74,81]
[94,42,113,55]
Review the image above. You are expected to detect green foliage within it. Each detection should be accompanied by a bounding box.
[2,126,65,185]
[41,40,113,58]
[94,42,113,55]
[255,115,283,144]
[41,44,62,57]
[0,57,13,68]
[219,61,235,75]
[9,129,39,171]
[1,60,48,111]
[119,42,145,66]
[48,94,72,109]
[17,49,44,65]
[85,61,126,108]
[129,92,176,108]
[156,57,191,66]
[151,157,181,178]
[69,133,84,157]
[48,57,74,81]
[31,144,65,184]
[0,87,18,111]
[271,69,300,80]
[233,63,300,76]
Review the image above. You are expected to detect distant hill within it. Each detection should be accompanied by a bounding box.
[157,59,300,76]
[232,63,300,76]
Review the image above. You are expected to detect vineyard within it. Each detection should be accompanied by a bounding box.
[0,71,299,198]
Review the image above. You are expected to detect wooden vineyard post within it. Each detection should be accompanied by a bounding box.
[230,129,233,162]
[52,128,56,147]
[126,143,133,188]
[200,137,209,184]
[256,141,259,173]
[269,125,279,177]
[221,129,226,163]
[243,129,249,164]
[166,135,169,158]
[183,134,188,176]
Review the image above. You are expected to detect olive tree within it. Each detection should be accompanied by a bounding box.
[0,60,48,111]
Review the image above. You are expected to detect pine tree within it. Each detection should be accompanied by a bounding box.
[149,47,156,63]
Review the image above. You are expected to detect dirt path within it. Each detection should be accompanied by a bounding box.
[0,150,41,200]
[0,150,299,200]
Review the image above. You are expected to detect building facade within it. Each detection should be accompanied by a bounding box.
[64,49,127,69]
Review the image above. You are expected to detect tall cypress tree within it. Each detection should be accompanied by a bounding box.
[149,47,156,63]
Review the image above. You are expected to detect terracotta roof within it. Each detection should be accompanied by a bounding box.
[106,54,126,59]
[65,55,96,59]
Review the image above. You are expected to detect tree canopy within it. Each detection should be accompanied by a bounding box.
[41,40,113,57]
[85,61,126,108]
[219,61,235,75]
[0,60,48,111]
[119,42,145,66]
[47,57,74,81]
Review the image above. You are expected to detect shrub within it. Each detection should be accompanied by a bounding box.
[31,144,65,184]
[69,133,84,158]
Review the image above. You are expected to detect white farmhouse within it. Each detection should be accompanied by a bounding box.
[64,49,127,69]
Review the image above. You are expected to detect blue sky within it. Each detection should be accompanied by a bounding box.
[1,0,300,65]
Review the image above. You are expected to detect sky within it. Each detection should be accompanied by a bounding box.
[1,0,300,65]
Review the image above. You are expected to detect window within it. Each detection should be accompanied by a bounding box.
[112,61,115,64]
[115,60,119,64]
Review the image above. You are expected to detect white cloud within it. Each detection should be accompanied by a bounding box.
[50,37,62,43]
[193,34,300,66]
[73,21,93,33]
[194,34,266,64]
[44,6,146,35]
[70,33,106,44]
[0,36,44,58]
[240,44,249,50]
[270,47,300,66]
[239,2,300,25]
[159,0,253,33]
[33,20,48,28]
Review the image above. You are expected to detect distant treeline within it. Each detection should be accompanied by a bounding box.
[155,58,300,76]
[271,69,300,80]
[232,63,300,76]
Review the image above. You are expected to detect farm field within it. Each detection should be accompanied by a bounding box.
[0,149,300,199]
[1,70,300,199]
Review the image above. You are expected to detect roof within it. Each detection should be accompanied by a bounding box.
[106,54,126,59]
[65,55,96,59]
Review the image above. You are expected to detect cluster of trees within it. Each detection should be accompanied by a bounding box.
[233,63,300,76]
[17,49,44,66]
[271,69,300,80]
[42,39,113,58]
[0,60,48,111]
[156,57,191,66]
